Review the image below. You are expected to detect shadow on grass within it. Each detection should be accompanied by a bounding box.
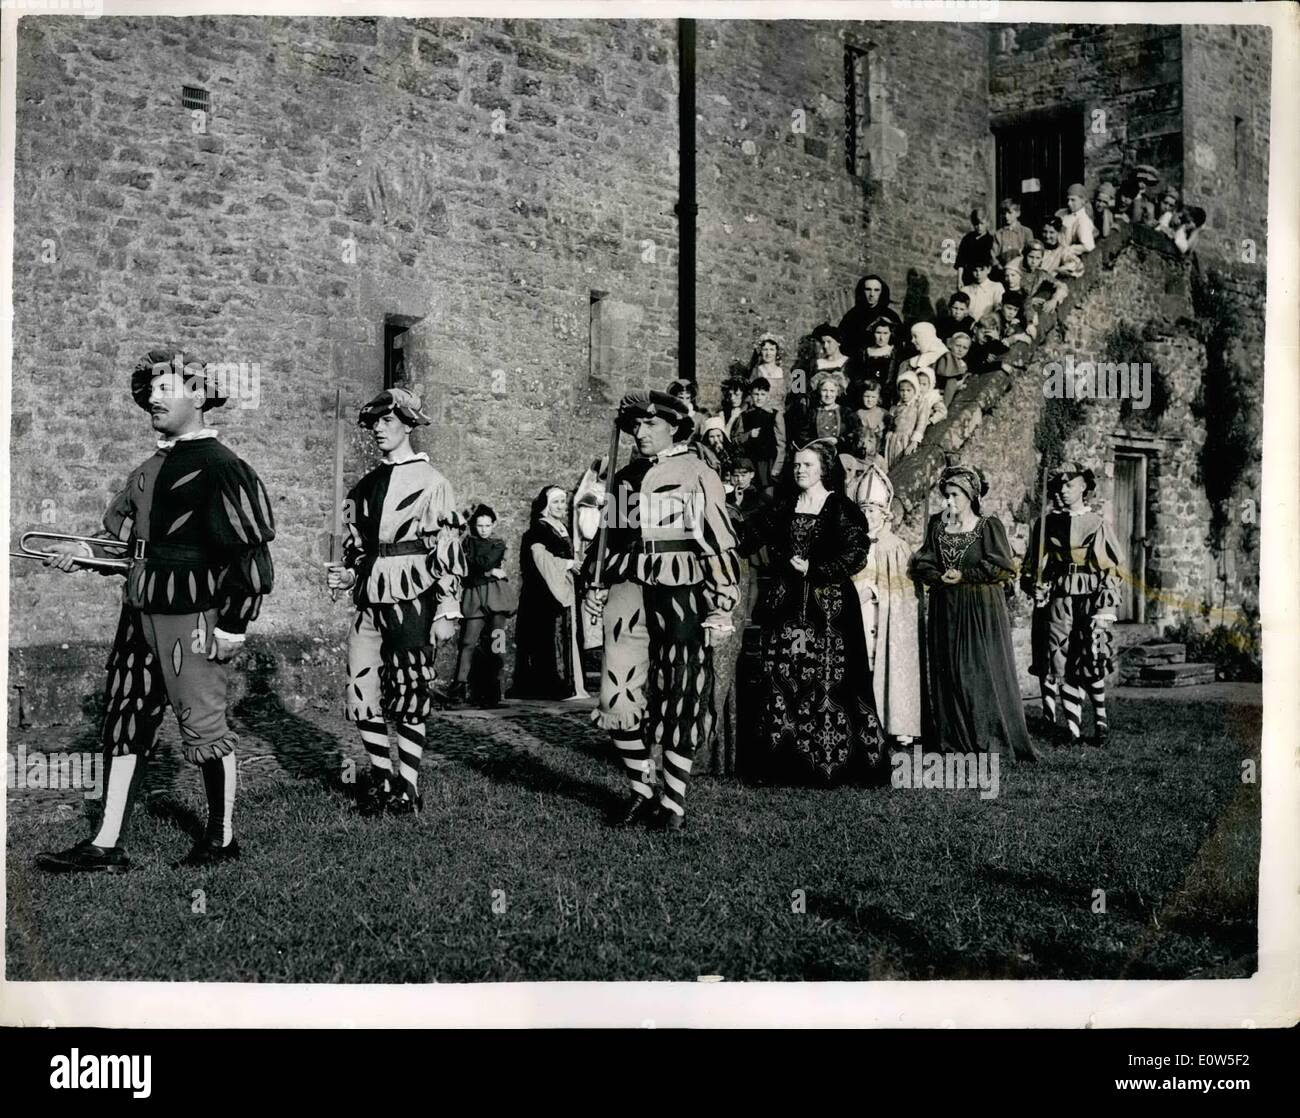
[435,715,615,813]
[233,655,349,797]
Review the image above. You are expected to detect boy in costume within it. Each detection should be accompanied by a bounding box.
[326,388,465,814]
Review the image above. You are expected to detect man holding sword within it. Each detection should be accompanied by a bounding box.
[580,390,742,832]
[326,387,465,816]
[36,349,276,873]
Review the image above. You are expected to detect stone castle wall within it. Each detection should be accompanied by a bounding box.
[10,14,680,647]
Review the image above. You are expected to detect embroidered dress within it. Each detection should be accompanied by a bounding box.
[910,514,1036,759]
[743,495,886,784]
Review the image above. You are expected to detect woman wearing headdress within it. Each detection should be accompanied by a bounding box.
[739,438,886,785]
[1019,461,1124,746]
[509,484,578,700]
[449,504,518,708]
[849,464,922,746]
[909,465,1037,760]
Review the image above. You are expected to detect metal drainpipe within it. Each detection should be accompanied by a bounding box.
[676,18,697,385]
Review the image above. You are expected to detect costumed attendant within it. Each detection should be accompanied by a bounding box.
[327,388,466,816]
[849,464,922,747]
[909,465,1037,761]
[450,505,517,708]
[581,391,741,831]
[511,485,580,700]
[36,350,275,872]
[1020,462,1124,746]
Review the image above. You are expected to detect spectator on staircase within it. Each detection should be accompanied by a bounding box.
[960,258,1006,323]
[934,330,971,408]
[993,198,1031,280]
[1040,217,1085,280]
[1129,165,1160,225]
[748,331,789,412]
[1018,240,1069,319]
[718,376,749,441]
[938,290,977,343]
[967,313,1010,377]
[1173,206,1207,256]
[1058,183,1097,256]
[1155,185,1182,236]
[884,369,930,467]
[1093,181,1118,239]
[737,377,785,497]
[861,317,902,398]
[855,378,889,461]
[838,274,903,360]
[955,207,996,288]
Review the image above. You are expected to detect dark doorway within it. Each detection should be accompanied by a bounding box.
[993,109,1085,234]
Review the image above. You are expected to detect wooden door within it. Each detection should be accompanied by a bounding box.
[994,111,1085,234]
[1111,454,1147,622]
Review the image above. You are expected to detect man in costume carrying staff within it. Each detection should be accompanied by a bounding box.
[581,390,742,831]
[1021,461,1125,746]
[36,350,276,873]
[327,388,465,816]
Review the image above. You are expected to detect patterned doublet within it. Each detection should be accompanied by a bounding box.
[343,458,465,609]
[592,447,741,596]
[100,437,275,633]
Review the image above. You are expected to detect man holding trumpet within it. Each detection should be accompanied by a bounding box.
[34,349,275,873]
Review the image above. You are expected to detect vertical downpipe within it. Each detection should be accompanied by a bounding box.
[677,18,697,385]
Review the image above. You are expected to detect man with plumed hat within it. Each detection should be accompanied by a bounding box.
[848,464,922,745]
[36,349,276,872]
[326,387,466,815]
[580,389,742,830]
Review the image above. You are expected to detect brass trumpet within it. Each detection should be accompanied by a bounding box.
[9,531,132,572]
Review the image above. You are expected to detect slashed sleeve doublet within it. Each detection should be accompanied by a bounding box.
[203,453,277,633]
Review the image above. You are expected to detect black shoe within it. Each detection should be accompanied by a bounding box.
[648,805,686,832]
[36,839,131,875]
[607,792,656,828]
[357,773,395,817]
[386,791,423,816]
[175,837,241,868]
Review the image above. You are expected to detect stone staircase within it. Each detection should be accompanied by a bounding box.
[1118,641,1218,688]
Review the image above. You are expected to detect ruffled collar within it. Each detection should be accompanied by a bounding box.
[383,451,430,466]
[157,427,219,451]
[649,443,691,464]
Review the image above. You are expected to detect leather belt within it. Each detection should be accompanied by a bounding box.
[635,539,699,555]
[375,540,428,557]
[128,539,209,563]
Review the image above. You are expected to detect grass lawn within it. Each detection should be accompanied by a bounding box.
[6,692,1259,982]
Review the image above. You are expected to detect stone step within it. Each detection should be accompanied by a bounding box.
[1128,662,1218,688]
[1112,623,1161,649]
[1121,642,1187,664]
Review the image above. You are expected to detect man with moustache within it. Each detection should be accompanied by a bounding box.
[36,349,275,873]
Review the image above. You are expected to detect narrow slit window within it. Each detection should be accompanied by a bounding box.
[843,45,869,178]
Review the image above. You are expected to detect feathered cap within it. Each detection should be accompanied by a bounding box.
[359,386,432,427]
[130,348,226,412]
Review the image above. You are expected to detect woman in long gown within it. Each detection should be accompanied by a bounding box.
[509,485,578,700]
[741,439,887,785]
[909,465,1037,761]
